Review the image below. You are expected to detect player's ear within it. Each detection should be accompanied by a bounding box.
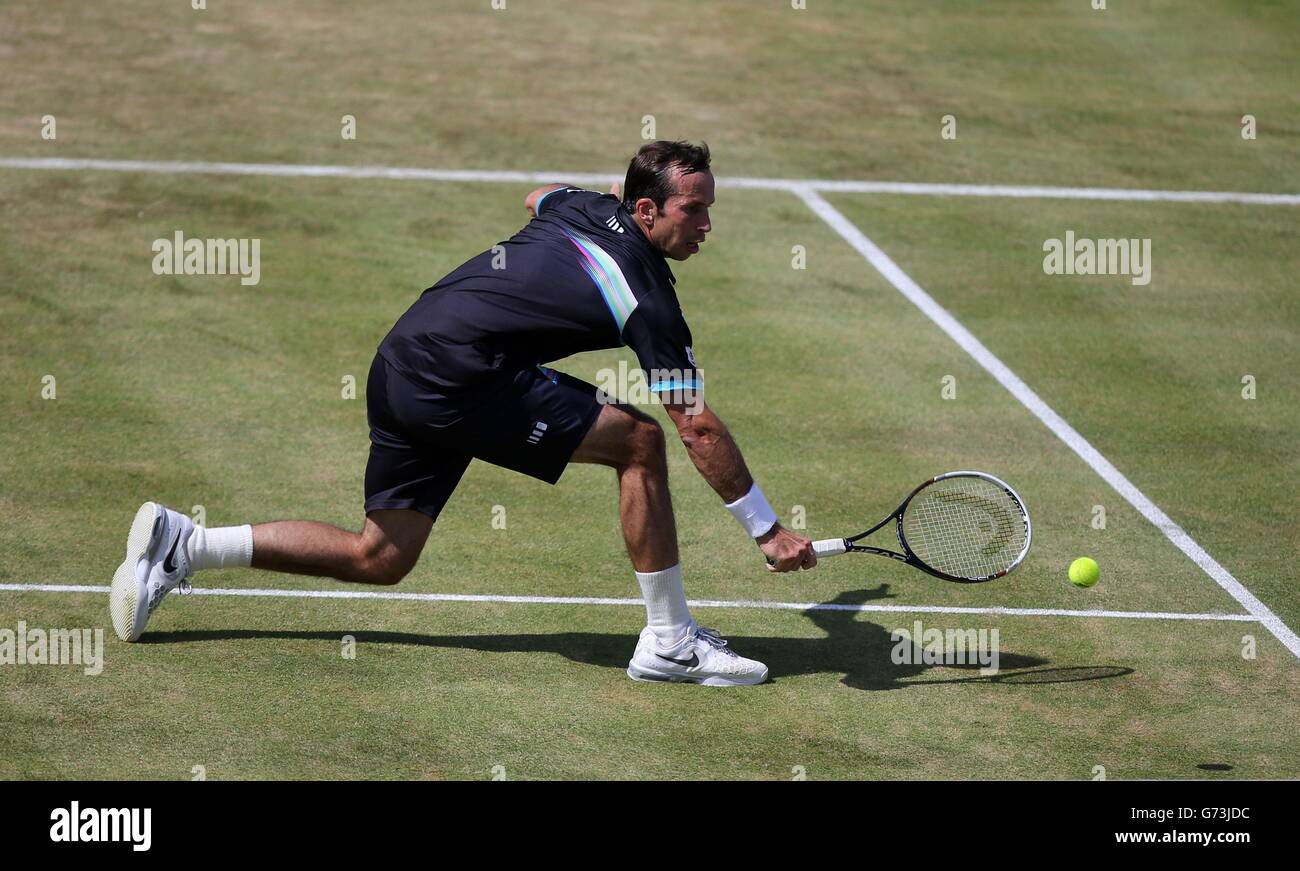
[634,197,657,226]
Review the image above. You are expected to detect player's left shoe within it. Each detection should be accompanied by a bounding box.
[627,624,769,686]
[110,502,195,642]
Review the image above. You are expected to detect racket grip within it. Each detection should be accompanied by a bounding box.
[813,538,849,558]
[765,538,849,566]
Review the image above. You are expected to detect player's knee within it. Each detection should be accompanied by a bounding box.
[353,543,417,585]
[625,417,667,472]
[366,557,412,585]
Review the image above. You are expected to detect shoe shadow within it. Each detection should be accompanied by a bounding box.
[140,584,1132,692]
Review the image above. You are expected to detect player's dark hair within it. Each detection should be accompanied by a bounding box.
[621,140,711,213]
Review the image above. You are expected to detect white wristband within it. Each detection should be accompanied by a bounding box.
[724,483,778,539]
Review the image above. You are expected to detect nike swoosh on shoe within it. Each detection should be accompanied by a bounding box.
[162,530,182,575]
[656,652,699,667]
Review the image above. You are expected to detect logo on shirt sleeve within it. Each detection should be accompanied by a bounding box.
[685,345,696,366]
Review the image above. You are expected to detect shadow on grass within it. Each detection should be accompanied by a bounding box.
[140,584,1134,692]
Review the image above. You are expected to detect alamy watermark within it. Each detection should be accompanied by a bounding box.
[594,360,704,415]
[0,622,103,675]
[890,619,999,675]
[50,802,150,851]
[152,231,261,286]
[1043,231,1151,286]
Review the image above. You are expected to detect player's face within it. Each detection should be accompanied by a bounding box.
[652,169,714,261]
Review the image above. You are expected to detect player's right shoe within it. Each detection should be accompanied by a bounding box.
[110,502,195,642]
[627,624,769,686]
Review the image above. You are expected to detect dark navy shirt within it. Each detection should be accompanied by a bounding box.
[379,187,699,404]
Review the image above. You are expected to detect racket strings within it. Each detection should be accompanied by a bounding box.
[902,477,1027,580]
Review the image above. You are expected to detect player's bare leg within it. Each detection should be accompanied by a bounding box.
[570,402,678,572]
[251,509,432,585]
[111,504,432,642]
[571,402,767,685]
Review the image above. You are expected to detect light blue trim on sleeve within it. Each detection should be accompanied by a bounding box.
[649,380,702,393]
[534,186,573,216]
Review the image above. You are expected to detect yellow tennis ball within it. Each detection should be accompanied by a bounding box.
[1069,557,1100,588]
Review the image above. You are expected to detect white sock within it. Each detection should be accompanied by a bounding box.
[186,525,254,572]
[635,563,694,648]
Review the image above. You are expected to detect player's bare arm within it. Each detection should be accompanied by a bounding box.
[663,399,816,572]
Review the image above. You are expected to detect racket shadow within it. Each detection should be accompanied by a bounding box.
[902,665,1135,687]
[747,584,1129,692]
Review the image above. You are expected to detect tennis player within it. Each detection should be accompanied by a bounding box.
[111,140,817,686]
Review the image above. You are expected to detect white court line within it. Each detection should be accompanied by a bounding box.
[805,179,1300,205]
[2,157,1298,205]
[793,185,1300,660]
[0,583,1258,623]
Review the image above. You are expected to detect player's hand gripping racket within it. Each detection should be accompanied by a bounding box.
[771,471,1031,583]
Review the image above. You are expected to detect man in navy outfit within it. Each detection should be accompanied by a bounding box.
[113,140,817,686]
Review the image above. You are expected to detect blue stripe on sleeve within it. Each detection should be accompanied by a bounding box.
[534,186,570,216]
[649,380,702,393]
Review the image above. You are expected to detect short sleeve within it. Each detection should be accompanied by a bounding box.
[535,186,605,216]
[622,291,702,395]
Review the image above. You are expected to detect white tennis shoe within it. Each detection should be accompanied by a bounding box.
[627,624,769,686]
[110,502,195,642]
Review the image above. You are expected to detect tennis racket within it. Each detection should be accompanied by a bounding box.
[771,471,1031,583]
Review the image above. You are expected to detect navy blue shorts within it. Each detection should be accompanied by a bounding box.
[364,354,603,520]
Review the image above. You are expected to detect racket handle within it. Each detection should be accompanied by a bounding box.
[765,538,849,566]
[813,538,849,558]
